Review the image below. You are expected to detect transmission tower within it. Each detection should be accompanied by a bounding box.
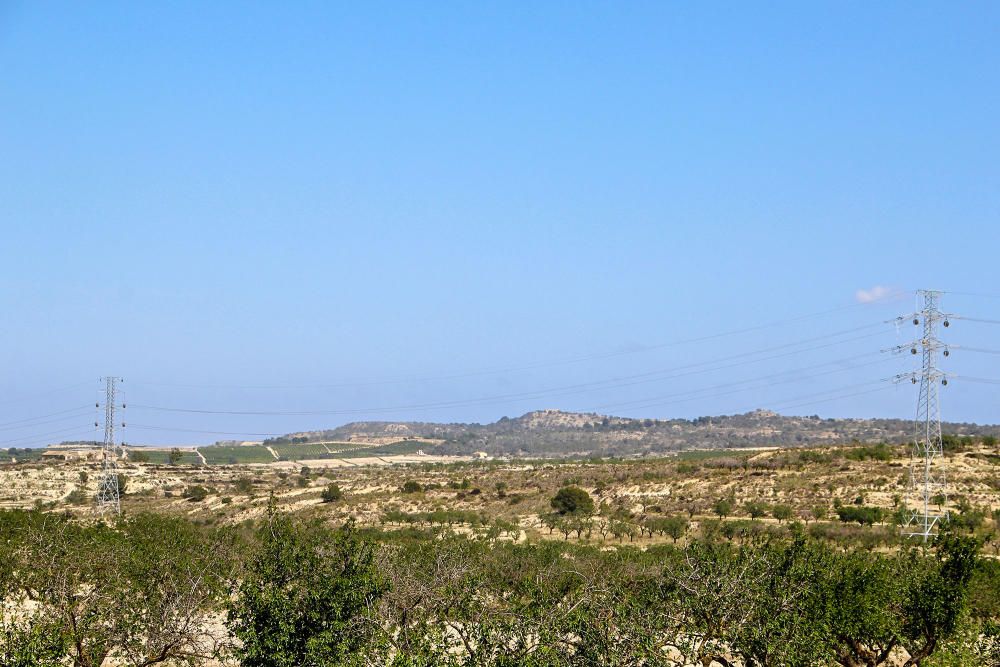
[96,376,124,516]
[887,290,951,541]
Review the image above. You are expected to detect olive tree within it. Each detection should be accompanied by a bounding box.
[226,512,386,667]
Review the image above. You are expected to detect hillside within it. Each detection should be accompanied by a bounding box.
[269,409,1000,458]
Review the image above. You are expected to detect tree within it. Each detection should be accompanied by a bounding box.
[401,480,423,494]
[811,505,828,522]
[745,501,767,520]
[226,514,386,667]
[0,614,64,667]
[540,513,559,535]
[168,448,184,465]
[9,510,234,667]
[665,538,834,667]
[0,509,64,667]
[321,483,343,503]
[837,505,883,526]
[772,504,794,523]
[821,533,982,667]
[898,533,981,665]
[116,473,128,496]
[713,497,733,519]
[663,516,689,543]
[550,486,595,516]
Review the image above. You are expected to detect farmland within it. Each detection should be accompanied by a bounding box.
[1,435,999,665]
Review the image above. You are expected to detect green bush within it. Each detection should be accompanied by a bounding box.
[550,486,595,516]
[182,485,209,502]
[836,505,883,526]
[401,480,423,494]
[321,483,344,503]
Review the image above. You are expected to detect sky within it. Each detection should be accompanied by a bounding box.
[1,2,999,446]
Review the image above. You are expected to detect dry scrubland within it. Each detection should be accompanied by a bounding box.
[1,439,999,667]
[5,441,999,546]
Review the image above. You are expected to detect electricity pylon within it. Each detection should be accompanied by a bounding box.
[886,290,951,541]
[96,376,123,516]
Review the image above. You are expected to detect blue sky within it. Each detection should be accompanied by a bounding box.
[1,3,999,445]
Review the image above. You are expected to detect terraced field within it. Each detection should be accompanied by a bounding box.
[199,445,275,465]
[339,440,425,458]
[271,442,359,460]
[133,449,202,465]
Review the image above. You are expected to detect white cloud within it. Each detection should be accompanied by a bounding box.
[855,285,895,304]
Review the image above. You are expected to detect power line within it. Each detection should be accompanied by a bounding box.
[0,432,96,450]
[955,376,1000,385]
[0,406,91,431]
[129,292,908,391]
[952,316,1000,325]
[128,324,890,418]
[943,290,1000,299]
[757,383,895,413]
[0,413,92,434]
[954,346,1000,356]
[0,382,93,407]
[126,424,287,437]
[594,353,892,412]
[0,425,97,447]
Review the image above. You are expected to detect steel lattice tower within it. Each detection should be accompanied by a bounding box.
[901,291,949,541]
[96,376,122,516]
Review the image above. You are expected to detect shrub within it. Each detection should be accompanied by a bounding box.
[845,443,893,462]
[550,486,595,516]
[321,483,344,503]
[66,488,88,505]
[183,485,209,502]
[226,515,385,665]
[401,480,423,494]
[836,505,883,526]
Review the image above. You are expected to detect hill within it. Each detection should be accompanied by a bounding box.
[263,409,1000,458]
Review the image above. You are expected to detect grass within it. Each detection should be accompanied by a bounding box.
[340,440,425,458]
[272,443,338,460]
[199,446,275,465]
[675,448,760,462]
[271,442,362,460]
[1,448,47,463]
[132,449,202,465]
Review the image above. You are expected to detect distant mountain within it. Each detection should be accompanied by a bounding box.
[263,409,1000,458]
